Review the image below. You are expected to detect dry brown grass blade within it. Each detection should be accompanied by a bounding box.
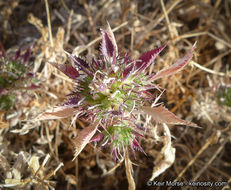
[174,131,221,182]
[74,21,128,55]
[2,1,19,43]
[0,111,8,128]
[65,9,73,43]
[83,0,97,37]
[160,0,174,40]
[191,132,229,181]
[1,153,63,189]
[44,0,53,46]
[149,123,176,181]
[134,0,182,49]
[191,60,231,77]
[101,158,124,177]
[125,151,136,190]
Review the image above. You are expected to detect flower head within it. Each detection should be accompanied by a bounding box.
[0,44,39,110]
[37,23,197,161]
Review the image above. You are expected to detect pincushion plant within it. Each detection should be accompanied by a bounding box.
[0,44,39,111]
[37,24,197,161]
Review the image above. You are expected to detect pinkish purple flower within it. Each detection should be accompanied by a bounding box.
[37,23,197,161]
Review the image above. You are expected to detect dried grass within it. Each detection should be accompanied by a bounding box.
[0,0,231,189]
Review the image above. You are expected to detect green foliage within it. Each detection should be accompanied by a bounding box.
[0,77,7,88]
[6,61,26,76]
[0,95,15,110]
[218,87,231,107]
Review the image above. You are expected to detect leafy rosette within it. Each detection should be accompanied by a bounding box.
[37,24,197,161]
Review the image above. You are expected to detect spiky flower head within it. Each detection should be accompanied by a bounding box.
[37,23,197,161]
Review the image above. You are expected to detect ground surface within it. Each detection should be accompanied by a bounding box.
[0,0,231,189]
